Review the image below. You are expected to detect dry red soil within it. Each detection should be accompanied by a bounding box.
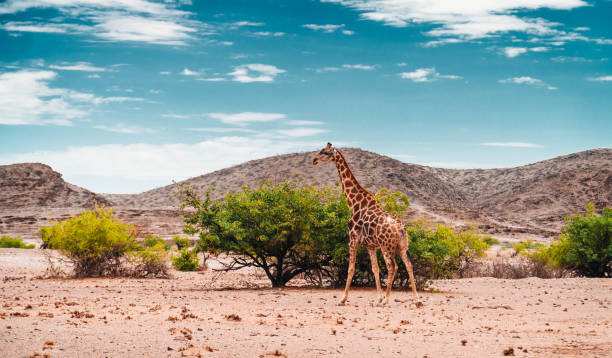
[2,249,611,358]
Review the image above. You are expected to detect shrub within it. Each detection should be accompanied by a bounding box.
[374,188,410,218]
[527,204,611,277]
[483,236,500,246]
[178,182,350,286]
[142,235,170,251]
[39,205,139,277]
[0,235,35,249]
[128,247,170,278]
[173,236,191,250]
[172,249,199,271]
[511,239,545,255]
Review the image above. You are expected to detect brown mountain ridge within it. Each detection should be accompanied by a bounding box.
[1,148,610,242]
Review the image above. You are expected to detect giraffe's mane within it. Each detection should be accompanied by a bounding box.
[335,149,378,204]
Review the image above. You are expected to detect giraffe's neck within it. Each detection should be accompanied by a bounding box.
[333,150,377,214]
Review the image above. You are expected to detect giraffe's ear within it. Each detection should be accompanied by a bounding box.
[326,142,332,148]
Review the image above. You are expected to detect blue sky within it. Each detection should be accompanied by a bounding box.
[0,0,610,193]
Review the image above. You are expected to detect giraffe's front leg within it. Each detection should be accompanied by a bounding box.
[339,239,358,305]
[367,248,383,303]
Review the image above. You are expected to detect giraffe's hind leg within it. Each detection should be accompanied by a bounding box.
[399,250,420,302]
[367,247,383,303]
[380,250,397,306]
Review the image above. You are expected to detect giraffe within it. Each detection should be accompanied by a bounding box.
[313,143,419,306]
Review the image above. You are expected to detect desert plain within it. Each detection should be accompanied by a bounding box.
[1,248,611,358]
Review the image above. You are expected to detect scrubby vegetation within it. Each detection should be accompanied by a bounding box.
[526,204,611,277]
[178,181,492,289]
[171,249,200,271]
[142,234,170,251]
[39,205,168,278]
[0,235,35,249]
[173,236,192,250]
[178,182,350,286]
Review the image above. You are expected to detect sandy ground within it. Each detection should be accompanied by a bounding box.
[1,249,611,358]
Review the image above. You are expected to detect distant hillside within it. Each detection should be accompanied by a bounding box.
[1,149,610,241]
[105,148,611,238]
[0,163,111,208]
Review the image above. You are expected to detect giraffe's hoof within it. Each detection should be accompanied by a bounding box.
[415,301,424,308]
[377,295,384,303]
[338,300,346,306]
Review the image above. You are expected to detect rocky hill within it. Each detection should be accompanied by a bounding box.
[1,148,610,242]
[0,163,111,208]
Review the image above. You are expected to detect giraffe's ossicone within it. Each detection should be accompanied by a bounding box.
[313,142,420,306]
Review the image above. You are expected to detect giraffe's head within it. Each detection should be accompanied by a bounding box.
[312,142,335,165]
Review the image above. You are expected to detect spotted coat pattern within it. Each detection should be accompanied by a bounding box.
[313,143,419,305]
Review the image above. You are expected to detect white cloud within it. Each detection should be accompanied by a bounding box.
[0,137,322,193]
[480,142,542,148]
[205,112,286,126]
[503,47,528,58]
[228,64,286,83]
[342,30,355,35]
[498,76,557,89]
[94,15,197,45]
[185,127,256,133]
[87,74,101,79]
[276,127,328,137]
[196,77,227,82]
[0,1,202,46]
[551,56,591,63]
[160,71,171,75]
[399,67,461,82]
[0,69,147,126]
[93,123,155,134]
[286,120,325,126]
[0,69,85,125]
[251,31,286,37]
[302,24,345,33]
[232,21,265,27]
[587,75,612,82]
[321,0,588,45]
[1,21,89,33]
[501,46,550,58]
[49,61,111,72]
[149,89,163,94]
[162,114,192,119]
[315,67,341,73]
[181,68,200,76]
[342,64,377,70]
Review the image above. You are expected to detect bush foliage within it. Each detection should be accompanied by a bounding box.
[0,235,35,249]
[39,205,168,278]
[171,249,200,271]
[179,181,491,288]
[173,236,192,250]
[179,182,349,286]
[143,235,170,251]
[527,204,611,277]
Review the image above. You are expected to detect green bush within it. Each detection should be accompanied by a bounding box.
[39,205,139,277]
[178,182,350,286]
[173,236,191,250]
[528,204,611,277]
[142,234,170,251]
[512,239,545,255]
[0,235,35,249]
[172,249,199,271]
[483,236,500,246]
[129,247,170,278]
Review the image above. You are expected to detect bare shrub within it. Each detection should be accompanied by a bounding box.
[460,257,573,279]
